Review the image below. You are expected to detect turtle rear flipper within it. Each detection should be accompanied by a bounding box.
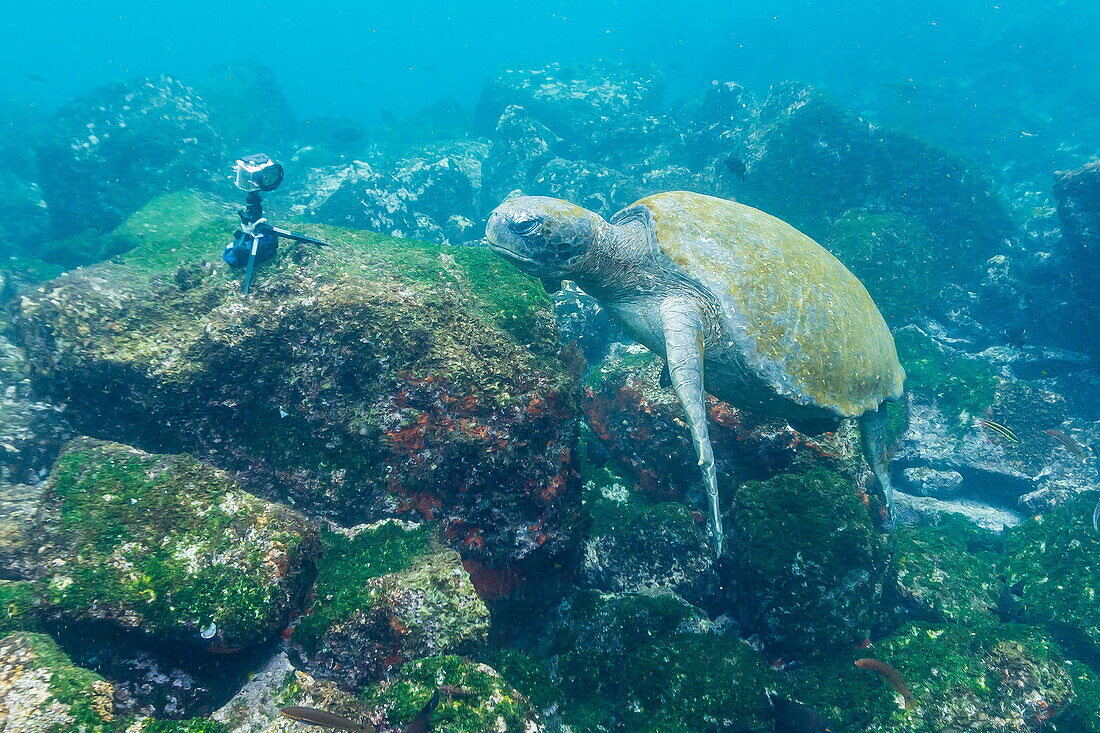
[859,405,896,528]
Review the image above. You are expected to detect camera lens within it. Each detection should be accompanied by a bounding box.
[256,163,284,192]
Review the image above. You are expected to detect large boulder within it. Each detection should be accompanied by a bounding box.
[480,105,562,211]
[784,621,1079,732]
[12,192,581,568]
[1053,159,1100,357]
[35,76,224,239]
[0,631,118,732]
[34,439,320,649]
[730,467,889,653]
[475,61,666,168]
[291,520,489,690]
[188,64,296,153]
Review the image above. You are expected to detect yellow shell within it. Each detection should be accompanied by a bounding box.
[638,191,905,416]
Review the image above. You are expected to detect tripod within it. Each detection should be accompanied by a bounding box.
[228,191,329,295]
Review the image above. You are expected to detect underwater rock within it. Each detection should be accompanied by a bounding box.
[737,83,1013,303]
[784,621,1077,732]
[35,75,223,239]
[1053,159,1100,358]
[188,63,297,153]
[291,520,489,691]
[679,80,756,172]
[899,466,964,498]
[12,193,581,568]
[1002,491,1100,657]
[0,631,117,732]
[577,464,716,602]
[528,157,639,218]
[0,170,52,257]
[33,439,320,649]
[0,579,42,634]
[481,104,563,211]
[0,333,71,487]
[892,491,1023,533]
[731,467,889,653]
[549,283,622,364]
[0,483,46,580]
[885,516,1003,626]
[475,61,665,168]
[360,655,543,732]
[212,651,374,732]
[580,345,863,503]
[547,589,772,731]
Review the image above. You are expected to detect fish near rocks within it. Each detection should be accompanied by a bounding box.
[487,192,905,554]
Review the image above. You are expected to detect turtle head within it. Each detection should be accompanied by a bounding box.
[486,196,608,278]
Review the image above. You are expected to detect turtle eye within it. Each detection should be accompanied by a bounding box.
[511,218,541,236]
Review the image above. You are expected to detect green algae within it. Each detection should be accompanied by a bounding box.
[482,648,562,714]
[1002,492,1100,657]
[361,655,538,732]
[135,720,230,733]
[41,439,317,647]
[0,579,42,634]
[622,633,774,732]
[894,327,999,427]
[785,621,1075,732]
[827,209,939,324]
[291,520,432,654]
[732,467,887,652]
[890,516,1002,624]
[0,631,117,732]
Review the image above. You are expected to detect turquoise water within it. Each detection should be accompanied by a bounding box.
[1,2,1099,732]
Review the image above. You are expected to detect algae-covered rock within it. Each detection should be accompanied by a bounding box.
[731,467,888,652]
[361,655,542,732]
[291,520,489,690]
[12,192,581,567]
[35,76,223,239]
[0,482,47,579]
[0,631,117,732]
[35,439,319,648]
[1053,159,1100,358]
[784,621,1076,732]
[887,516,1002,625]
[581,345,863,504]
[212,651,373,733]
[825,209,938,324]
[577,463,716,601]
[1002,492,1100,656]
[0,579,42,634]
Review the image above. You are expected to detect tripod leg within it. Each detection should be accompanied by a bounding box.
[241,235,260,295]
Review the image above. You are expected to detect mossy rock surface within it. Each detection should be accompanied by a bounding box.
[784,621,1076,732]
[36,438,320,648]
[362,655,542,732]
[888,516,1003,625]
[13,192,580,566]
[292,520,490,690]
[731,467,888,653]
[1002,492,1100,657]
[826,209,938,324]
[894,326,999,429]
[0,579,43,634]
[0,631,117,732]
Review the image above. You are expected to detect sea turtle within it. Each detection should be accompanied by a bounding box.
[486,191,905,555]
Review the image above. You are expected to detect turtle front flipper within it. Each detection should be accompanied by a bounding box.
[859,405,896,528]
[660,296,724,556]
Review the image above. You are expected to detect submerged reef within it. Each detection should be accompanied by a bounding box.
[0,58,1099,732]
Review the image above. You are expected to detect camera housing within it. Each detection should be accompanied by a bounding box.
[234,153,284,192]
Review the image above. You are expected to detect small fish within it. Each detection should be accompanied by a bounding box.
[437,685,476,697]
[765,693,835,732]
[979,419,1019,444]
[199,621,217,639]
[724,154,747,180]
[279,706,376,732]
[1092,498,1100,534]
[23,72,49,85]
[1042,429,1086,460]
[855,658,917,711]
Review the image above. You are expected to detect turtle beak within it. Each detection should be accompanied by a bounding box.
[485,210,536,265]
